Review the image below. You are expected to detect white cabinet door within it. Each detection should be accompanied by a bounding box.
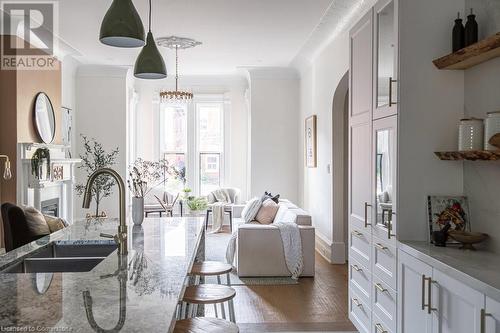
[350,9,373,126]
[349,121,373,232]
[373,0,398,119]
[349,9,373,233]
[432,269,484,333]
[485,296,500,333]
[398,250,433,333]
[372,115,397,245]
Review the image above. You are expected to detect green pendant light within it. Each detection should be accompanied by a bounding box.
[100,0,145,48]
[134,0,166,79]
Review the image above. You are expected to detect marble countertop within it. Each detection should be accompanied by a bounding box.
[400,241,500,302]
[0,216,205,333]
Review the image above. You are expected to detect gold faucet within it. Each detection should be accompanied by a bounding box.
[82,168,128,255]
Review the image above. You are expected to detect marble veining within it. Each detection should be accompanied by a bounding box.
[0,216,205,333]
[400,241,500,302]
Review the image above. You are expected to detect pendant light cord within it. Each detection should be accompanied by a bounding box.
[175,46,179,91]
[148,0,152,32]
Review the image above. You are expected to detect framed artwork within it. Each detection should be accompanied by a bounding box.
[305,115,317,168]
[427,195,471,244]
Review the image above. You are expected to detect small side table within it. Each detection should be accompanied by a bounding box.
[205,208,233,232]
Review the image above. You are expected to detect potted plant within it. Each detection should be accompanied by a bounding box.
[185,196,208,215]
[128,158,168,225]
[31,148,51,180]
[75,135,119,218]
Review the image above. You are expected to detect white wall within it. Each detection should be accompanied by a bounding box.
[134,75,249,201]
[463,0,500,254]
[247,68,300,203]
[296,33,350,262]
[397,0,465,241]
[74,65,130,218]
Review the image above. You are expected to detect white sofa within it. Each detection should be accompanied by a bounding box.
[233,199,315,277]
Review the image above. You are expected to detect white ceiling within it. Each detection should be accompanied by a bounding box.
[58,0,334,75]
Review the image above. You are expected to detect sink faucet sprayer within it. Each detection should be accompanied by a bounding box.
[82,168,128,255]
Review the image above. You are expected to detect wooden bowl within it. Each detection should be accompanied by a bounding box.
[488,133,500,149]
[448,230,488,250]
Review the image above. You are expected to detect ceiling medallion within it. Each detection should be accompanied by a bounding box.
[157,36,201,103]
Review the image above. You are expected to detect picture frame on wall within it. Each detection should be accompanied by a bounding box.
[427,195,471,244]
[305,115,317,168]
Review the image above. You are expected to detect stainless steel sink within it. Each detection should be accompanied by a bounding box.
[3,257,107,273]
[1,241,118,273]
[30,241,117,259]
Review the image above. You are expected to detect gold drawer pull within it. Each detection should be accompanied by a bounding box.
[352,230,363,237]
[481,309,493,333]
[352,298,363,308]
[364,202,372,227]
[375,283,388,292]
[352,264,362,272]
[375,243,388,250]
[376,323,388,333]
[388,77,397,107]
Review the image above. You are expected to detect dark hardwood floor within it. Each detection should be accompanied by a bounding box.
[232,253,355,332]
[205,226,356,332]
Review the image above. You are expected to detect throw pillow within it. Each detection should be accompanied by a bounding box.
[23,206,50,236]
[262,191,280,204]
[255,199,279,224]
[241,197,262,223]
[43,214,66,233]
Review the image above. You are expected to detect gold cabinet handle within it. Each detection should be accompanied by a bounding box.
[424,276,437,314]
[352,230,363,237]
[421,275,426,311]
[387,211,396,239]
[481,309,492,333]
[352,264,362,272]
[375,323,388,333]
[375,243,388,250]
[389,77,397,107]
[364,202,372,227]
[352,298,362,308]
[375,283,387,293]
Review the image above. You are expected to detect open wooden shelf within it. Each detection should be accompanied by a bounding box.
[435,150,500,161]
[433,32,500,70]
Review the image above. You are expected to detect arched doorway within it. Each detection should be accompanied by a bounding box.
[330,71,349,264]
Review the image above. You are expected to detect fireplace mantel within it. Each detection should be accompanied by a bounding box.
[17,143,81,222]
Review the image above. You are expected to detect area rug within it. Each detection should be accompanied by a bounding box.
[205,231,298,285]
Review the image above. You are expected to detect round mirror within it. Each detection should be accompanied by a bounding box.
[34,92,56,143]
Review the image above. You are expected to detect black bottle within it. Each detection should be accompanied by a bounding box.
[452,12,465,52]
[464,8,478,46]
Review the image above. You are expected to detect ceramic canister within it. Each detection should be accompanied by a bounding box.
[484,111,500,150]
[459,118,484,151]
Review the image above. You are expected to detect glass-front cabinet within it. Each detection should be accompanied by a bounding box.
[372,115,397,243]
[373,0,398,119]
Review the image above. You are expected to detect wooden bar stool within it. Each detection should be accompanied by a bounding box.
[188,261,234,319]
[190,261,233,285]
[174,317,238,333]
[181,284,236,323]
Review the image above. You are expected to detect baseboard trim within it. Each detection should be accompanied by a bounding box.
[315,232,333,264]
[331,241,346,264]
[315,233,346,264]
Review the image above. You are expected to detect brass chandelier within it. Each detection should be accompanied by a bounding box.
[157,36,201,102]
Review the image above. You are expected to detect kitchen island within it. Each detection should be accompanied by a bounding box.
[0,216,205,333]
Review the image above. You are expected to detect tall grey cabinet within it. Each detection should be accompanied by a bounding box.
[348,0,398,332]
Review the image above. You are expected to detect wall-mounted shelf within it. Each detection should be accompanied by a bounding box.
[435,150,500,161]
[433,32,500,70]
